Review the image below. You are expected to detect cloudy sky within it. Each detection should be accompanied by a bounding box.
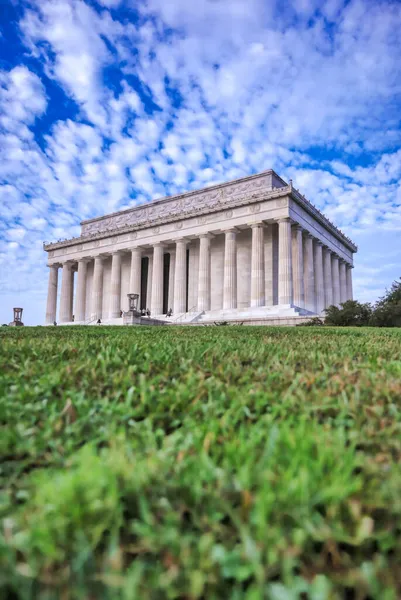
[0,0,400,325]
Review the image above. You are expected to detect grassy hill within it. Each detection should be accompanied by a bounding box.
[1,325,401,599]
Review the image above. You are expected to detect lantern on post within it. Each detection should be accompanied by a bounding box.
[9,307,24,327]
[127,293,140,314]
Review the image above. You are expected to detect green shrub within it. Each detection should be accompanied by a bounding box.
[299,317,325,326]
[325,300,372,326]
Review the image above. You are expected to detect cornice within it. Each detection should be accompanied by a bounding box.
[288,183,357,252]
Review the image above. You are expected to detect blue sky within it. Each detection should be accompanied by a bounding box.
[0,0,400,325]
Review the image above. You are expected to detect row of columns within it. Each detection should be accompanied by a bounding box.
[46,219,354,323]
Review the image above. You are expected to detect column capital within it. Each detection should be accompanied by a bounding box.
[61,260,77,272]
[198,232,214,239]
[173,237,188,244]
[76,256,91,263]
[292,223,304,233]
[277,217,292,225]
[88,253,108,262]
[314,239,323,247]
[222,227,239,235]
[47,262,61,269]
[248,221,265,229]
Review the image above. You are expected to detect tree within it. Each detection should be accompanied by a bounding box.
[325,300,372,326]
[370,278,401,327]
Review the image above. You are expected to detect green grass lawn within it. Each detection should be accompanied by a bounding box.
[1,325,401,599]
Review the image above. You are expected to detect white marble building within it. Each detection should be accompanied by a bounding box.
[43,170,357,325]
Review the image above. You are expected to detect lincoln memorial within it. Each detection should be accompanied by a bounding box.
[43,170,357,326]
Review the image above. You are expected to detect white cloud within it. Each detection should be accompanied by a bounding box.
[0,66,46,130]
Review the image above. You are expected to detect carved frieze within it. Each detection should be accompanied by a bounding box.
[81,174,272,236]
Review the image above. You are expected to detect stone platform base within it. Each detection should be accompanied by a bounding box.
[187,315,313,326]
[164,304,315,326]
[55,305,316,327]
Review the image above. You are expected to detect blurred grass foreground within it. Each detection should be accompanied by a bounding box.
[1,325,401,599]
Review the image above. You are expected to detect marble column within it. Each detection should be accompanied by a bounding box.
[292,225,304,308]
[129,247,142,308]
[75,259,88,322]
[265,224,274,306]
[346,265,353,301]
[278,218,293,305]
[303,233,315,312]
[59,262,74,323]
[151,244,164,316]
[339,261,347,304]
[70,268,75,320]
[332,255,341,306]
[223,229,237,309]
[250,223,265,307]
[109,252,122,318]
[174,239,187,313]
[91,256,104,321]
[197,234,211,311]
[314,240,325,314]
[146,256,153,310]
[45,264,59,324]
[323,248,333,309]
[168,251,175,312]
